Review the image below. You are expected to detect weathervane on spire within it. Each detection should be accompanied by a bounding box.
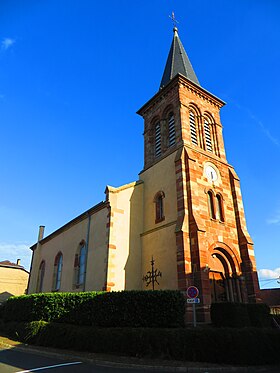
[169,11,179,28]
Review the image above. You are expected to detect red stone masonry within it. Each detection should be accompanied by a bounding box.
[138,73,260,322]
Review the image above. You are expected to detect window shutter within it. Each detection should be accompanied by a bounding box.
[189,111,198,145]
[168,114,176,147]
[204,119,213,152]
[155,122,161,157]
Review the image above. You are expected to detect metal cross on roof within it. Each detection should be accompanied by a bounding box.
[169,11,179,28]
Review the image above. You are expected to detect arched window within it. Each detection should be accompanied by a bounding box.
[204,118,213,152]
[78,244,86,286]
[155,122,161,157]
[207,191,215,219]
[189,110,198,145]
[154,191,165,223]
[216,194,224,222]
[168,112,176,147]
[37,260,45,293]
[53,252,63,291]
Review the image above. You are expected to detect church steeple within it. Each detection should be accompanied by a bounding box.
[160,27,200,89]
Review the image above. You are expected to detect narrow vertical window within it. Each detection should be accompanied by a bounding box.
[168,113,176,147]
[207,191,215,219]
[154,191,165,223]
[53,252,63,291]
[37,260,45,293]
[189,111,198,145]
[78,245,86,286]
[216,194,224,222]
[204,118,213,152]
[155,122,161,157]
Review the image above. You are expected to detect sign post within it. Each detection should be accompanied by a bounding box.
[186,286,199,328]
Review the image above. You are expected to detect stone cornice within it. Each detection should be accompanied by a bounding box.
[137,74,225,117]
[178,75,225,109]
[140,220,177,237]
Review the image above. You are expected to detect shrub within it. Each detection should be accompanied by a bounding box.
[1,321,280,365]
[211,302,272,328]
[211,303,251,327]
[0,292,102,323]
[247,303,271,327]
[0,290,185,328]
[89,290,185,327]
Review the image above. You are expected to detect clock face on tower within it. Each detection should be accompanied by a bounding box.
[205,165,218,182]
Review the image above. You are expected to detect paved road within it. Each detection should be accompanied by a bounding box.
[1,346,280,373]
[0,348,143,373]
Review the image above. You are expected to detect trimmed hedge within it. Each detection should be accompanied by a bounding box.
[0,290,185,328]
[1,320,280,365]
[211,302,272,328]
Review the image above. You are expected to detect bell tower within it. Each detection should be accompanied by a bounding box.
[138,26,260,321]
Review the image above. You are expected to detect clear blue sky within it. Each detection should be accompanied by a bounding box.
[0,0,279,289]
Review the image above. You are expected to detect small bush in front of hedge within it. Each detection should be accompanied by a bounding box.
[0,290,185,328]
[1,320,280,365]
[211,302,272,328]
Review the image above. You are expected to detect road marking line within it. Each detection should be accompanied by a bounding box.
[16,361,82,372]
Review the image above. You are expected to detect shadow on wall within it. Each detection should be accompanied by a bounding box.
[124,183,143,290]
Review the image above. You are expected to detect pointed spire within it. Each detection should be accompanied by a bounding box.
[160,26,200,89]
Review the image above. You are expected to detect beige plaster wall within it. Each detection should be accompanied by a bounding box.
[84,208,109,291]
[140,152,178,290]
[28,206,108,294]
[0,267,29,302]
[107,181,143,291]
[141,224,177,290]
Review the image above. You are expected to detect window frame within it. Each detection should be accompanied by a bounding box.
[204,117,213,152]
[77,244,86,286]
[216,194,224,222]
[154,191,165,223]
[207,190,215,219]
[53,252,63,291]
[189,109,198,145]
[37,260,45,293]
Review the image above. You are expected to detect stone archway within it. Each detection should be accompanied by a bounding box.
[208,247,243,303]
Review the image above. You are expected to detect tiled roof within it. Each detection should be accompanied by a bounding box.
[0,260,29,273]
[160,27,200,89]
[260,288,280,307]
[0,260,20,267]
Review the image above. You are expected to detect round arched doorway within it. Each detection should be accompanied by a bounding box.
[209,247,243,303]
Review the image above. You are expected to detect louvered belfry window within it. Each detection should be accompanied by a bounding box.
[189,111,198,145]
[168,113,176,147]
[204,119,213,152]
[155,122,161,157]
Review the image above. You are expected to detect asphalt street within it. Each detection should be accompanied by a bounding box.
[0,348,144,373]
[0,346,280,373]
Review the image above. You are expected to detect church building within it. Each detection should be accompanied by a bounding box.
[27,26,260,321]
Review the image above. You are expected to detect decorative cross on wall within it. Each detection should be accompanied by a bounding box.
[142,256,162,290]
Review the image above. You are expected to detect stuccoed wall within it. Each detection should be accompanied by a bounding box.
[106,181,143,291]
[140,152,178,290]
[0,267,29,302]
[28,205,108,293]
